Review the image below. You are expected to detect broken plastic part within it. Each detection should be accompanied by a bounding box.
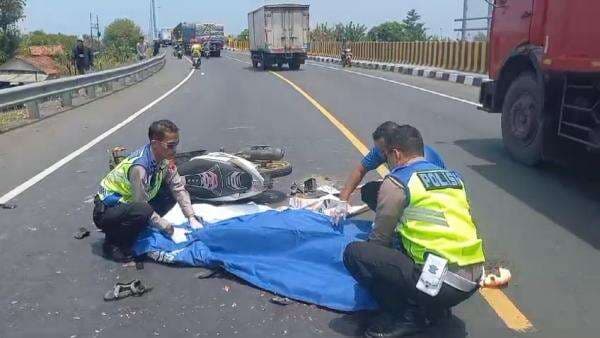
[270,296,293,306]
[0,203,17,210]
[73,227,90,240]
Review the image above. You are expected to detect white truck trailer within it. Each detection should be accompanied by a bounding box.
[248,4,310,70]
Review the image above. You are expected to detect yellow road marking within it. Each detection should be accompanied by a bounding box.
[480,288,534,332]
[270,70,535,333]
[270,71,389,178]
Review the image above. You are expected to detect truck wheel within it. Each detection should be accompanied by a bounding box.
[261,61,269,71]
[216,50,221,57]
[252,60,258,68]
[289,62,300,70]
[501,72,545,166]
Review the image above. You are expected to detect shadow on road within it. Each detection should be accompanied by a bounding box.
[328,312,467,338]
[455,138,600,249]
[240,65,307,73]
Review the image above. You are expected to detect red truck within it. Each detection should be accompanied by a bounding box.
[480,0,600,165]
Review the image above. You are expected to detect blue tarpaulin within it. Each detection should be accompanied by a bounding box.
[132,209,378,311]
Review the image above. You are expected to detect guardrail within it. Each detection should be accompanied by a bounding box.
[0,53,166,132]
[227,40,487,74]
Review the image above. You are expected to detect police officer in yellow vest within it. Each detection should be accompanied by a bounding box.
[93,120,202,262]
[343,124,485,337]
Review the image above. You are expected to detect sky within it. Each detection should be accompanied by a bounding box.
[22,0,490,39]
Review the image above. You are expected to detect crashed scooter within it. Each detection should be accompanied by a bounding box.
[109,145,292,203]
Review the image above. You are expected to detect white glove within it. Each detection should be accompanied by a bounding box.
[188,216,204,229]
[330,201,349,227]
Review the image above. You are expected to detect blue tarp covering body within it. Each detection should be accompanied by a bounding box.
[133,209,378,311]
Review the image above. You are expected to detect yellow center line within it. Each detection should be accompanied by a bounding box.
[270,70,535,333]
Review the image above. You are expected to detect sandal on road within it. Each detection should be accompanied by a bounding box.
[103,280,152,301]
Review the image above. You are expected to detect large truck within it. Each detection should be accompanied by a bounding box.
[480,0,600,165]
[172,23,197,55]
[248,4,310,70]
[159,28,173,46]
[196,23,225,57]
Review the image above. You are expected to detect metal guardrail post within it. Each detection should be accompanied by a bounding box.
[26,100,40,119]
[86,86,96,99]
[61,92,72,107]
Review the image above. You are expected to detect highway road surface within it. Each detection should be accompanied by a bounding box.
[0,50,598,338]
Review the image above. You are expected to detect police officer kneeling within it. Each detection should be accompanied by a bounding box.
[343,125,485,337]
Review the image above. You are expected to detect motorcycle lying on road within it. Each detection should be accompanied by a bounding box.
[109,145,292,203]
[341,48,353,68]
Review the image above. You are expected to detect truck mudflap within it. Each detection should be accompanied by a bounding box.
[479,80,497,112]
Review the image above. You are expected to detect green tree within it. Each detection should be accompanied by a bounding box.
[103,18,142,59]
[237,28,249,41]
[403,9,427,41]
[20,30,77,51]
[310,23,335,41]
[0,0,26,63]
[334,22,367,42]
[367,21,406,42]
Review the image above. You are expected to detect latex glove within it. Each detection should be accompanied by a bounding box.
[330,201,349,228]
[188,216,204,229]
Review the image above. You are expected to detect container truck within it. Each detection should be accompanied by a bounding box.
[248,4,310,70]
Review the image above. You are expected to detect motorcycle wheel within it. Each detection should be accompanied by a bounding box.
[256,160,292,179]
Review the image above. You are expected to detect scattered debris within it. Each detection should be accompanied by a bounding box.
[135,261,144,270]
[104,280,152,301]
[270,296,293,306]
[73,227,90,240]
[122,261,136,268]
[222,286,230,293]
[0,203,17,210]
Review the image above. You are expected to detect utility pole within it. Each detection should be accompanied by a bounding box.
[461,0,468,41]
[453,0,492,41]
[149,0,159,40]
[90,13,93,46]
[89,13,100,48]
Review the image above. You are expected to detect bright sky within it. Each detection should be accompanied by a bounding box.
[22,0,490,39]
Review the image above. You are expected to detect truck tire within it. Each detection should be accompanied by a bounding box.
[501,72,545,166]
[289,62,300,70]
[215,50,221,57]
[252,60,259,68]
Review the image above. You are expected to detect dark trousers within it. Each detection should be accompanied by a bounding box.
[361,181,382,211]
[92,185,176,249]
[343,241,477,314]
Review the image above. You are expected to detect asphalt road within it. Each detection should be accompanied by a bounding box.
[0,49,598,338]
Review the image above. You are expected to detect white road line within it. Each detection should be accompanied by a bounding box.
[306,62,481,107]
[0,69,196,204]
[224,52,479,107]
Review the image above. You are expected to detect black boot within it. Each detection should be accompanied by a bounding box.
[365,307,424,338]
[424,307,452,327]
[102,241,133,263]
